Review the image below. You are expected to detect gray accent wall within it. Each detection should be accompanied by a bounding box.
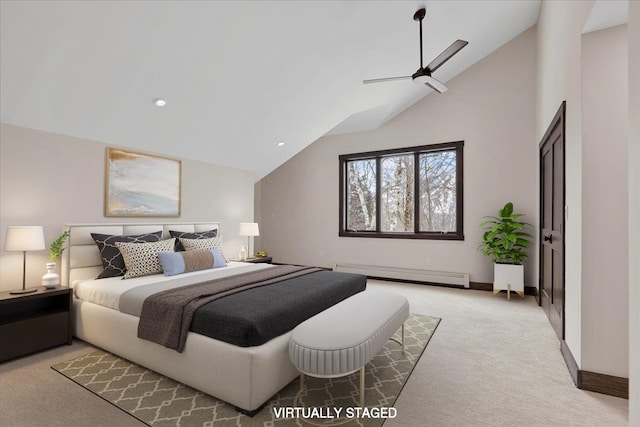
[0,124,254,292]
[256,26,538,286]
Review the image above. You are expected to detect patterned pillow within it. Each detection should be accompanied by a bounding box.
[158,247,227,276]
[180,236,228,261]
[91,231,163,279]
[169,229,218,251]
[115,239,176,279]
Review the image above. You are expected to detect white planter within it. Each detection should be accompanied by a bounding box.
[493,263,524,300]
[42,262,60,288]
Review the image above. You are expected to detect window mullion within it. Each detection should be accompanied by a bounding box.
[375,157,381,232]
[414,152,420,233]
[456,144,464,238]
[340,159,346,232]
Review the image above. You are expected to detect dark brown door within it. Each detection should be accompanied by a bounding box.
[539,102,565,340]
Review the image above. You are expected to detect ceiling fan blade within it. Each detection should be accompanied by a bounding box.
[363,76,412,84]
[424,76,448,93]
[425,39,468,73]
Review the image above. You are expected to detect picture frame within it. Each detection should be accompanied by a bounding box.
[104,147,181,217]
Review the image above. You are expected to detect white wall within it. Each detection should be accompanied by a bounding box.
[0,123,255,292]
[257,26,537,286]
[628,0,640,422]
[536,0,594,368]
[581,24,628,378]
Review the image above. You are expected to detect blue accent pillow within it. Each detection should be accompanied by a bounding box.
[158,247,227,276]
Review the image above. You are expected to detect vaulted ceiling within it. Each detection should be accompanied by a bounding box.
[1,1,543,179]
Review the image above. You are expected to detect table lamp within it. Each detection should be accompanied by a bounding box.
[239,223,259,259]
[4,226,45,294]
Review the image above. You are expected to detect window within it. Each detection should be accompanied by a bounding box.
[339,141,463,240]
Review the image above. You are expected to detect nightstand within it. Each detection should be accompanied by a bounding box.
[0,286,72,362]
[232,256,272,264]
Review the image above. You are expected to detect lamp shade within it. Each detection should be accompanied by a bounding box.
[238,223,259,237]
[4,226,45,251]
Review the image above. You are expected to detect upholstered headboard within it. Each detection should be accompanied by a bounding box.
[62,222,221,286]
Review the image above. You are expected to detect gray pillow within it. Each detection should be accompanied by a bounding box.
[169,229,218,251]
[91,231,163,278]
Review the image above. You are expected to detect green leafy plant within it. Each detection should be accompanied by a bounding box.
[49,230,70,262]
[477,202,533,265]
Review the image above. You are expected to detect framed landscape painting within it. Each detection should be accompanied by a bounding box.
[105,147,181,217]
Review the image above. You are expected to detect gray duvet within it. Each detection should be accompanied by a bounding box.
[121,265,366,351]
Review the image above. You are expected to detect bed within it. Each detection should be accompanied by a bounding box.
[62,222,366,414]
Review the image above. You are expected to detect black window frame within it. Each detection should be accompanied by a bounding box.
[339,141,464,241]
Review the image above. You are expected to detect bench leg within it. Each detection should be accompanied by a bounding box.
[360,366,365,408]
[389,323,406,354]
[299,373,305,396]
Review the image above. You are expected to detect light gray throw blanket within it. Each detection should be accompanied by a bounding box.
[138,265,322,352]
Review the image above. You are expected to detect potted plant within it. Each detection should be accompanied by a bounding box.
[42,230,70,288]
[49,230,70,262]
[477,202,533,299]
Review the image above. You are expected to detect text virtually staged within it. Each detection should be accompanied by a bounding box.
[272,406,398,420]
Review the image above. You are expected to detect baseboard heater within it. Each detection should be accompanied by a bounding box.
[333,263,470,288]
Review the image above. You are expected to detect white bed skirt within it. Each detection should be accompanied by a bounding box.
[73,299,299,411]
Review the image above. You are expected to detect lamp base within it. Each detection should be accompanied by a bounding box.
[10,288,38,295]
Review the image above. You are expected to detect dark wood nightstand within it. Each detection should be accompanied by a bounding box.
[231,256,272,264]
[247,256,272,264]
[0,286,72,362]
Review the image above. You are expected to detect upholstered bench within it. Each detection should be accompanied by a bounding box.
[289,290,410,408]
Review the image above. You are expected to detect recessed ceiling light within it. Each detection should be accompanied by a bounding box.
[153,97,167,107]
[277,141,285,147]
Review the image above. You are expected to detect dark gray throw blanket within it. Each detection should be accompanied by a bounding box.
[138,265,321,352]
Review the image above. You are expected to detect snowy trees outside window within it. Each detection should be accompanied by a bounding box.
[340,141,463,240]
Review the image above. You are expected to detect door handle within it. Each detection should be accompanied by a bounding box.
[543,234,553,243]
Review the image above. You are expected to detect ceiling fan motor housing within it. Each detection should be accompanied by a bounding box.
[411,68,431,82]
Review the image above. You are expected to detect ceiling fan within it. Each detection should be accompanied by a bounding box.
[363,8,468,93]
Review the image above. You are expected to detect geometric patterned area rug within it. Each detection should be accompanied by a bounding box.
[52,314,440,427]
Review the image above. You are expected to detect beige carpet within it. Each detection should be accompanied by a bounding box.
[51,314,440,427]
[1,281,628,426]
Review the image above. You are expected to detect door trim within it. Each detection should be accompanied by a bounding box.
[538,101,566,339]
[538,102,629,400]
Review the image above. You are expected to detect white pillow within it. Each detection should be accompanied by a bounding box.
[115,238,176,279]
